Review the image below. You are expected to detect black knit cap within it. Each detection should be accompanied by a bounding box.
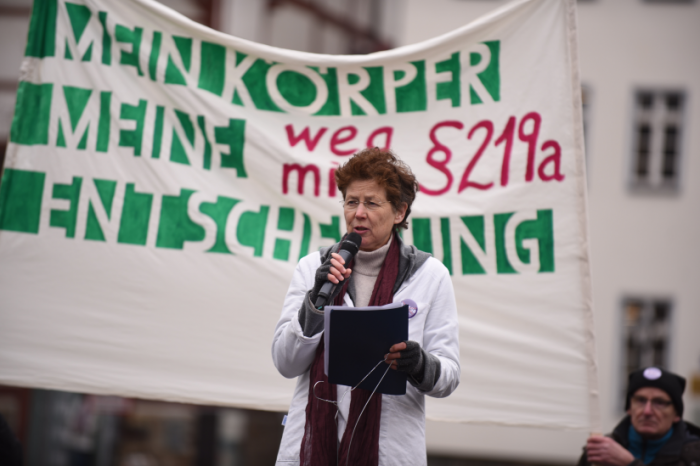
[625,367,686,417]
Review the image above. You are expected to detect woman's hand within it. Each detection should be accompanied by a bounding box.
[327,252,352,284]
[385,341,423,374]
[385,342,406,369]
[386,341,442,389]
[309,252,353,307]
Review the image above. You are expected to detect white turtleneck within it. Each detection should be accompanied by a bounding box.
[351,235,392,307]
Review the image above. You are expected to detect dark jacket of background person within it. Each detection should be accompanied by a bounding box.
[577,416,700,466]
[0,415,23,466]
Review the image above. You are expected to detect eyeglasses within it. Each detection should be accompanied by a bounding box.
[340,199,390,211]
[630,395,673,410]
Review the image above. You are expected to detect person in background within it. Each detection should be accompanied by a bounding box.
[271,148,460,466]
[578,367,700,466]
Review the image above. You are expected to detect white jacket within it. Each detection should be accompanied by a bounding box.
[272,246,460,465]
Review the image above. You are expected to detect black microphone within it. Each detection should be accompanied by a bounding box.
[314,232,362,309]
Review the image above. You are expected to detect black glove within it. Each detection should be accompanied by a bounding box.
[309,252,346,308]
[393,340,425,380]
[393,341,442,390]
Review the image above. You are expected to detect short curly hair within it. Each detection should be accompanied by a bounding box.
[334,148,418,230]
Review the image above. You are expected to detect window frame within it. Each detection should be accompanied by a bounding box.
[627,87,687,195]
[617,294,675,412]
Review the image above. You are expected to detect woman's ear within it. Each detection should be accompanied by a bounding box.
[394,202,408,224]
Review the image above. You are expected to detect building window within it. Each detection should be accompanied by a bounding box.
[630,90,685,192]
[622,297,672,394]
[267,0,393,55]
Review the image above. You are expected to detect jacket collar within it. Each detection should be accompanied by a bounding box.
[611,415,698,458]
[319,232,431,296]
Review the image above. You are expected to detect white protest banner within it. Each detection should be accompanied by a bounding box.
[0,0,598,429]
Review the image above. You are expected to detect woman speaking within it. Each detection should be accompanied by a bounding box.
[272,148,460,466]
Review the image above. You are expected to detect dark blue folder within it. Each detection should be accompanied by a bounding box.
[324,304,408,395]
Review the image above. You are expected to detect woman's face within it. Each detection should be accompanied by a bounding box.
[343,179,407,252]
